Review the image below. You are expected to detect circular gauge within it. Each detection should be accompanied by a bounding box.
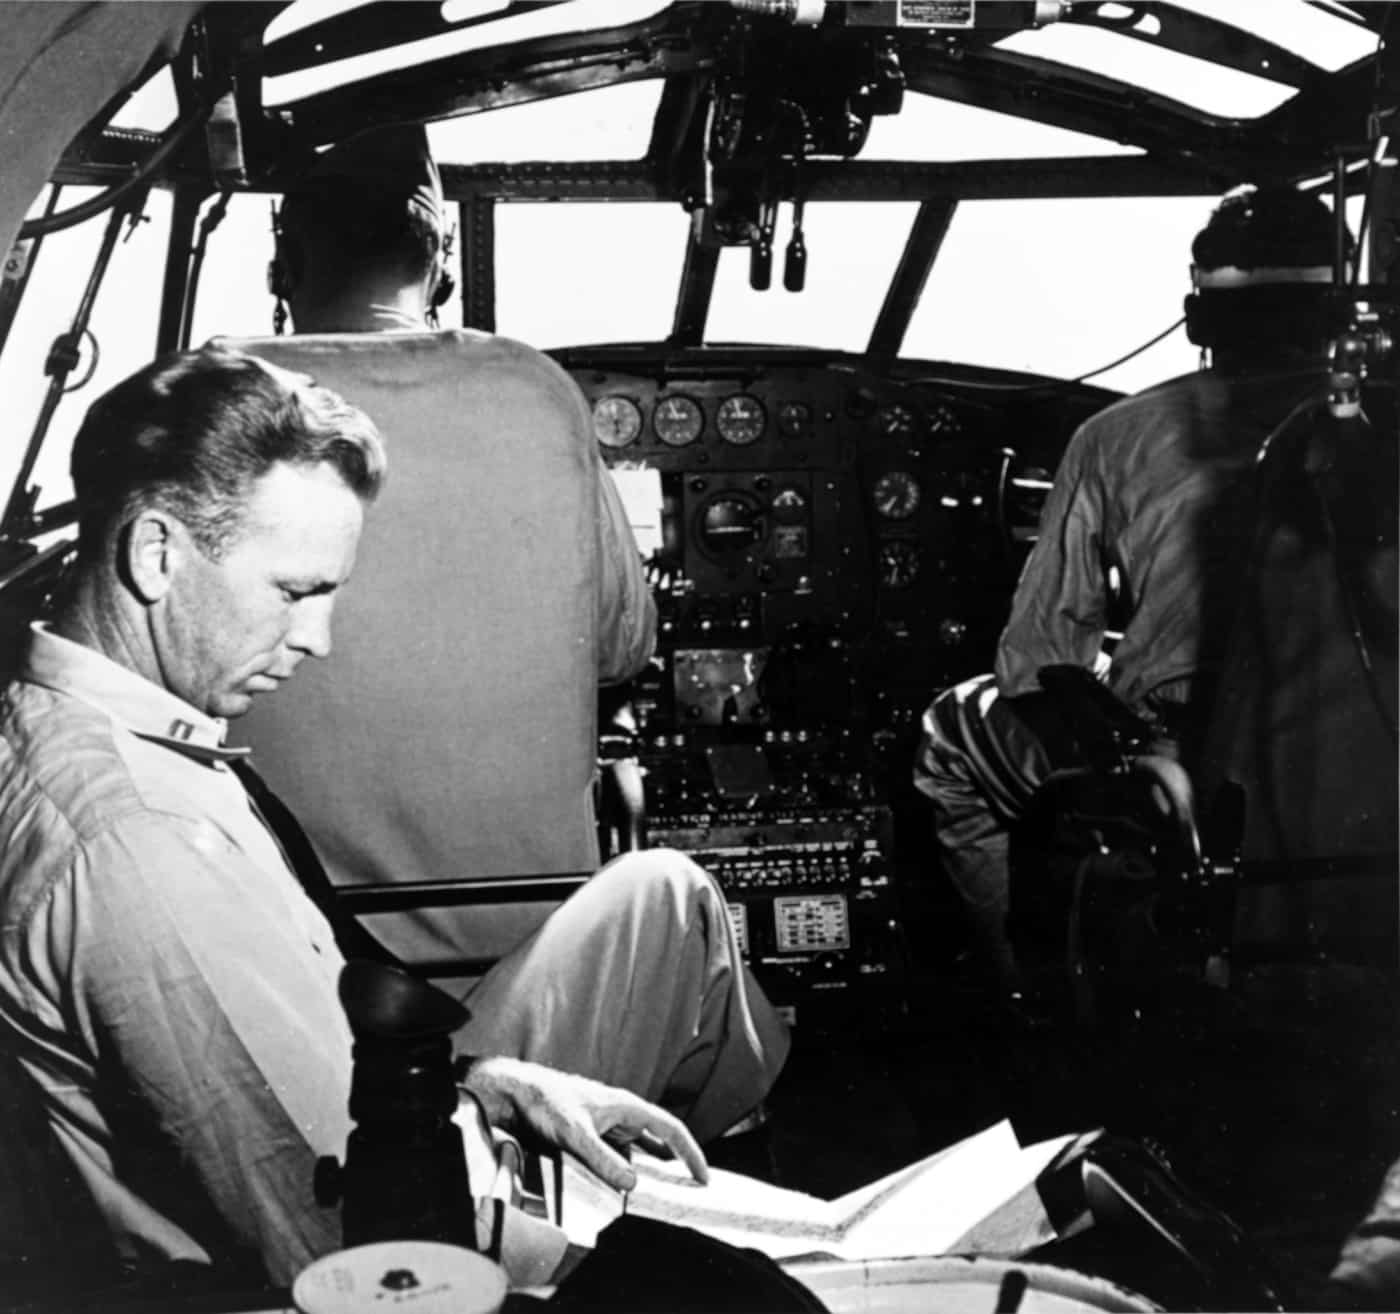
[653,394,704,447]
[875,404,916,438]
[927,403,962,438]
[872,470,922,520]
[698,494,765,556]
[777,401,811,438]
[716,394,767,446]
[592,395,642,448]
[878,541,921,589]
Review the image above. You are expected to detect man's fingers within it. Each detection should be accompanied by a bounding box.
[564,1121,638,1193]
[634,1130,675,1160]
[618,1103,709,1184]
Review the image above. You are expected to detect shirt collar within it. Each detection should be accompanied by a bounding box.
[22,623,249,763]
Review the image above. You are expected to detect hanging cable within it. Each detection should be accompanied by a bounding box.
[918,315,1187,395]
[17,100,215,242]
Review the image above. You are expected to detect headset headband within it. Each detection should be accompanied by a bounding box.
[1191,264,1334,291]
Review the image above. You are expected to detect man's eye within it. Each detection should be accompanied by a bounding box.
[280,586,308,603]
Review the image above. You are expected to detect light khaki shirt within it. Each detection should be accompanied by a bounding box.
[996,367,1325,712]
[0,625,350,1283]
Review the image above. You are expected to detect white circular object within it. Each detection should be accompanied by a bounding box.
[292,1241,508,1314]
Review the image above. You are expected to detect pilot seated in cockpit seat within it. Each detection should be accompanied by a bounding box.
[251,124,664,973]
[267,122,657,688]
[913,184,1351,995]
[0,347,788,1292]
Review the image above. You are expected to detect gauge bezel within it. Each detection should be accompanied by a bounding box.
[716,394,767,446]
[653,393,705,447]
[776,400,812,438]
[872,470,922,520]
[591,395,643,449]
[874,403,917,439]
[693,490,767,560]
[877,540,921,588]
[926,402,962,437]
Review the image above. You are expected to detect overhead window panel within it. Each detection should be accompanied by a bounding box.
[996,24,1299,119]
[263,0,669,106]
[429,83,660,164]
[108,66,177,131]
[1167,0,1378,73]
[863,94,1141,161]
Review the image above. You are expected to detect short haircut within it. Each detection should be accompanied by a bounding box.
[277,187,443,291]
[1192,183,1347,274]
[70,344,386,561]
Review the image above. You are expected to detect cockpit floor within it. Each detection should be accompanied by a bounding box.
[762,958,1400,1301]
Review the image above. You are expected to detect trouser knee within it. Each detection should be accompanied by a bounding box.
[594,847,718,922]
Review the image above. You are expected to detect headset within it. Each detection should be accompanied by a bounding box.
[1181,184,1352,354]
[1183,282,1339,352]
[268,199,456,333]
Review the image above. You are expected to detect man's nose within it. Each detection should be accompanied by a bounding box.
[288,597,335,660]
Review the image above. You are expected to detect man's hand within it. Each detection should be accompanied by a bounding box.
[459,1056,708,1193]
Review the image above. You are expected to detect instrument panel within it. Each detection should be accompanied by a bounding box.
[562,349,1103,746]
[557,346,1107,1011]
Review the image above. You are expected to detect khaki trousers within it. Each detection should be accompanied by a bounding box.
[459,850,790,1144]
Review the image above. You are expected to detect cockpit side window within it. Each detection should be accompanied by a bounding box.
[0,189,173,518]
[904,195,1212,393]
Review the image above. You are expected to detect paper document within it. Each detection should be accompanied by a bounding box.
[547,1119,1074,1262]
[607,465,664,559]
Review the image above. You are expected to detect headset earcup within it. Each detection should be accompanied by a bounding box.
[1183,292,1211,348]
[430,249,455,311]
[267,255,292,302]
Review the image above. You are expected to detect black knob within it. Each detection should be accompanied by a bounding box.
[784,234,807,292]
[750,240,773,291]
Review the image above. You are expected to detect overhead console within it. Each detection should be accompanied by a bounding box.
[555,344,1109,1017]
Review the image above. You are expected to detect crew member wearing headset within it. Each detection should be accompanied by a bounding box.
[913,184,1350,992]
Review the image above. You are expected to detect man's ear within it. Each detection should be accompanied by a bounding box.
[122,509,182,604]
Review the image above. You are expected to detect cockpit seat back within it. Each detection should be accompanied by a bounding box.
[1196,389,1399,960]
[226,331,601,972]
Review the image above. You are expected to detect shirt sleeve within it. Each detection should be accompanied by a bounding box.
[58,810,352,1285]
[595,467,658,686]
[995,421,1111,698]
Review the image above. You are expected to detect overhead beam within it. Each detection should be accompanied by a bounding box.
[441,155,1229,203]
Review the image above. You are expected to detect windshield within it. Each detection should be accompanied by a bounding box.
[1,0,1382,520]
